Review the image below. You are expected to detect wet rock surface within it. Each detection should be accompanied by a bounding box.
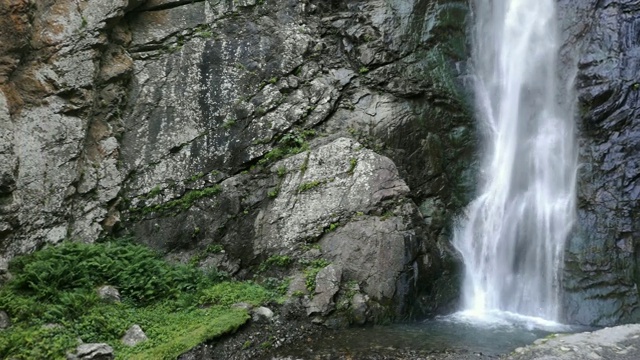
[505,325,640,360]
[558,0,640,326]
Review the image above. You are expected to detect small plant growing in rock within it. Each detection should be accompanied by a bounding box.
[257,129,315,166]
[380,210,394,220]
[348,158,358,174]
[297,177,334,193]
[325,222,339,233]
[186,172,206,183]
[298,180,322,192]
[276,166,287,177]
[299,156,309,173]
[303,259,331,292]
[267,188,279,198]
[359,66,370,74]
[258,255,293,273]
[147,185,162,198]
[222,118,236,129]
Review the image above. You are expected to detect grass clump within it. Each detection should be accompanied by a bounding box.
[136,185,222,215]
[303,259,331,292]
[258,129,315,166]
[267,188,279,198]
[297,177,334,193]
[348,158,357,175]
[0,240,277,360]
[298,180,322,192]
[325,222,339,233]
[258,255,293,273]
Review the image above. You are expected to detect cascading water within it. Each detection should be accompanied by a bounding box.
[453,0,577,321]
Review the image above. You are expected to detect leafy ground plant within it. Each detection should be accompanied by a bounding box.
[0,240,277,360]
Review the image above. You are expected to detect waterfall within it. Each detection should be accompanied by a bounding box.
[453,0,577,321]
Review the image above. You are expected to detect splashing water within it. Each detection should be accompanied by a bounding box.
[453,0,577,322]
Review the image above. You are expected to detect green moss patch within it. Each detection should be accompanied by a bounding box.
[0,240,277,359]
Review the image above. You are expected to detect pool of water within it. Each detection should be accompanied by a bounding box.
[274,311,591,358]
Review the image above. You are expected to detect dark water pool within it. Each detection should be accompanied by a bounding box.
[274,311,591,358]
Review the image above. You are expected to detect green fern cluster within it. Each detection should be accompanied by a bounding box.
[0,240,275,359]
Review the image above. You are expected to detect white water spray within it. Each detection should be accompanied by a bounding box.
[454,0,577,321]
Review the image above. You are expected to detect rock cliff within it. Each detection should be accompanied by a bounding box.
[0,0,473,323]
[0,0,637,328]
[559,0,640,326]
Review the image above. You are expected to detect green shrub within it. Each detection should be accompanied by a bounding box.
[199,282,273,307]
[0,240,277,360]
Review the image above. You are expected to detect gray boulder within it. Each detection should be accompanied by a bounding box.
[350,293,369,325]
[256,137,410,253]
[121,324,148,347]
[320,208,419,303]
[307,264,342,316]
[505,324,640,360]
[0,310,10,329]
[96,285,120,303]
[251,306,274,323]
[66,343,114,360]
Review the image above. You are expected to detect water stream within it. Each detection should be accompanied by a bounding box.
[453,0,577,322]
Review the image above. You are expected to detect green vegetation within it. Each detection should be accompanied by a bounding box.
[303,259,331,292]
[276,166,287,178]
[147,185,162,198]
[0,241,278,360]
[222,118,236,129]
[301,243,321,252]
[325,222,339,233]
[380,210,395,221]
[185,172,206,183]
[299,155,309,173]
[298,180,322,192]
[297,177,334,193]
[199,30,213,38]
[259,255,293,272]
[348,158,358,175]
[359,66,370,74]
[190,244,226,266]
[267,188,279,198]
[258,129,315,166]
[135,185,222,215]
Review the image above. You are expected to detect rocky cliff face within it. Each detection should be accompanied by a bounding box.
[3,0,635,328]
[0,0,473,323]
[559,0,640,326]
